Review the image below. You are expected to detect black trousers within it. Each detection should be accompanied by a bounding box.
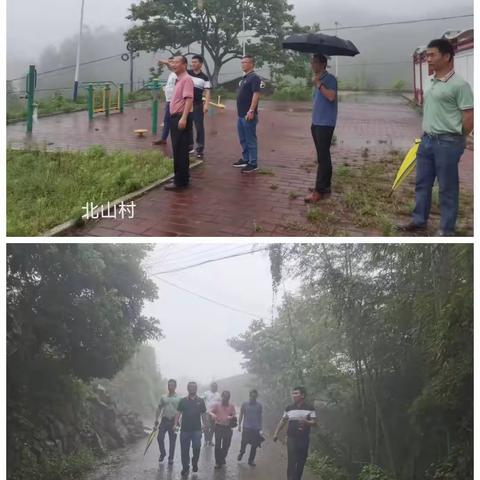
[311,125,335,193]
[157,417,177,460]
[239,428,259,463]
[170,114,193,187]
[214,425,233,465]
[287,436,309,480]
[188,103,205,154]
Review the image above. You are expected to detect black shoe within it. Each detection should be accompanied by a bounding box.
[181,469,189,476]
[159,453,166,463]
[233,159,248,168]
[248,461,256,467]
[395,222,427,233]
[237,453,244,461]
[241,164,258,173]
[192,463,198,473]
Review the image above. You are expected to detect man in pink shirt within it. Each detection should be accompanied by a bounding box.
[210,391,236,469]
[165,55,194,191]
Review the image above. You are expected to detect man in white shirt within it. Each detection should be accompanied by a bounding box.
[153,57,177,145]
[202,382,221,446]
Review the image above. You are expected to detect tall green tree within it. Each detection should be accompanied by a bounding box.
[125,0,298,86]
[8,244,161,393]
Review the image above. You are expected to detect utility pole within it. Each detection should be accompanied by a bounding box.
[242,0,246,56]
[73,0,85,101]
[126,43,138,93]
[334,21,339,78]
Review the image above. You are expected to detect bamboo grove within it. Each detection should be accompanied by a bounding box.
[228,244,473,480]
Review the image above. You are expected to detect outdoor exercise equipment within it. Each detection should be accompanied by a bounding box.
[25,64,37,133]
[144,78,166,135]
[85,81,124,120]
[209,95,225,109]
[134,129,148,137]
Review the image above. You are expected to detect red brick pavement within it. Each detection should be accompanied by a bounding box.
[7,95,473,237]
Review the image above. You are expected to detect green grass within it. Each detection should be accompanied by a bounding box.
[333,154,473,235]
[7,145,173,236]
[281,149,473,236]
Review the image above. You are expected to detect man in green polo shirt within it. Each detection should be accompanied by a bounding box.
[154,379,180,465]
[398,38,473,236]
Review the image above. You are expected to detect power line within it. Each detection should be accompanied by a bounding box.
[321,14,473,32]
[146,245,254,271]
[156,277,263,319]
[7,52,126,82]
[148,247,268,275]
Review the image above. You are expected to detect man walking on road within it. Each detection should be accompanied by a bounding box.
[232,55,261,173]
[238,389,263,467]
[273,386,316,480]
[175,381,207,476]
[304,54,338,204]
[397,38,473,236]
[154,379,180,465]
[165,55,194,191]
[202,381,221,446]
[188,55,211,159]
[210,390,236,469]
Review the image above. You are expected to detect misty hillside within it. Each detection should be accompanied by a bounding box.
[7,2,472,95]
[199,373,259,406]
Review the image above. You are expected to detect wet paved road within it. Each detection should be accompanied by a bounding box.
[7,94,473,237]
[85,430,316,480]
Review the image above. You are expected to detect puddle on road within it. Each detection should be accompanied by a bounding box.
[260,93,408,114]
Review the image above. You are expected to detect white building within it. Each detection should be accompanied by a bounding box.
[412,28,473,106]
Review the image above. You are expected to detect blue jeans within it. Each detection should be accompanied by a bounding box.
[412,133,465,233]
[161,102,171,141]
[180,430,202,471]
[237,115,258,167]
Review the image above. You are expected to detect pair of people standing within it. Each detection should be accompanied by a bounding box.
[232,52,337,189]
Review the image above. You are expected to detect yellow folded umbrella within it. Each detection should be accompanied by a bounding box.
[390,138,421,196]
[143,426,158,456]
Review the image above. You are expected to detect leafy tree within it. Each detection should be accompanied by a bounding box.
[7,244,162,480]
[125,0,298,86]
[8,244,161,381]
[230,244,473,480]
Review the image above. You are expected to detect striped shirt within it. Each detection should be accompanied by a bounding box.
[283,403,316,439]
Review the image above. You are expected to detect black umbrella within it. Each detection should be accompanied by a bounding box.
[282,32,360,56]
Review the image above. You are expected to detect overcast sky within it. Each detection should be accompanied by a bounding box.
[7,0,473,61]
[142,244,294,388]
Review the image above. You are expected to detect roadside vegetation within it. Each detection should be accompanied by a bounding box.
[7,145,173,236]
